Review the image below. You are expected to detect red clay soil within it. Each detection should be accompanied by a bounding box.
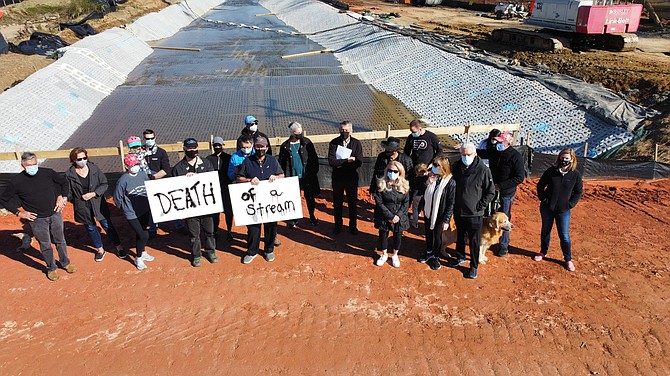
[1,179,669,375]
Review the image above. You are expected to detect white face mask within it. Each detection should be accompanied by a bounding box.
[129,165,140,174]
[461,155,475,166]
[249,124,258,133]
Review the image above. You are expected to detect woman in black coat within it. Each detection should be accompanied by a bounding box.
[535,147,583,272]
[66,148,125,261]
[420,156,456,271]
[373,160,410,268]
[278,122,321,226]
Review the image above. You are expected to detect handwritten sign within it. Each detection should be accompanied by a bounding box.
[145,171,223,223]
[228,176,303,226]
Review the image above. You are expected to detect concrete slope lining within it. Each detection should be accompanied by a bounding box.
[260,0,634,157]
[0,0,226,172]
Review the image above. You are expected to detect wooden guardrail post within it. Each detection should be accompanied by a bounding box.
[119,140,125,171]
[654,144,658,162]
[464,121,471,143]
[526,131,531,147]
[583,142,589,158]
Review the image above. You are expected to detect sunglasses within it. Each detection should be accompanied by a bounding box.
[388,170,399,173]
[76,157,88,161]
[144,136,155,140]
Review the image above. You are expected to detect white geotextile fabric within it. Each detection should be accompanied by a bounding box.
[260,0,634,156]
[0,0,225,172]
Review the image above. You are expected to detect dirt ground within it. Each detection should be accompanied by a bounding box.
[0,179,669,374]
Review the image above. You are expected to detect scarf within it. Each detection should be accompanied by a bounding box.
[424,175,451,230]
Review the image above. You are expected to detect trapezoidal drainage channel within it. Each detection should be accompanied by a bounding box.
[44,0,420,172]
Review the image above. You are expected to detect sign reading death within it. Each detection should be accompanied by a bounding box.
[145,171,223,223]
[228,176,303,226]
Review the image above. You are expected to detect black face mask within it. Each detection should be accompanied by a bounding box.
[558,159,571,168]
[293,133,303,140]
[340,131,350,139]
[185,150,198,159]
[213,146,223,154]
[255,149,267,158]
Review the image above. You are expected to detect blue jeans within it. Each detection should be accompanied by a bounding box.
[85,218,121,249]
[499,193,515,249]
[540,203,572,261]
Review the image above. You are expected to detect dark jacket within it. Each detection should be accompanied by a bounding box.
[278,137,321,197]
[422,177,456,227]
[451,156,495,217]
[373,186,410,232]
[328,136,364,182]
[477,146,525,196]
[144,146,170,176]
[403,130,441,166]
[206,152,232,185]
[537,167,583,213]
[237,154,283,181]
[237,129,272,155]
[1,167,68,218]
[65,162,111,225]
[170,156,215,177]
[369,152,413,194]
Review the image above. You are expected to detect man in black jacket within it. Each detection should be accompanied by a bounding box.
[206,136,234,241]
[328,121,364,235]
[237,115,273,155]
[477,132,525,256]
[278,122,321,227]
[404,119,441,167]
[143,129,174,237]
[1,152,76,281]
[448,142,495,279]
[171,138,217,267]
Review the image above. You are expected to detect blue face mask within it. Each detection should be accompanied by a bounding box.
[496,143,506,152]
[462,155,475,166]
[25,165,39,176]
[242,147,253,156]
[387,171,399,180]
[145,139,156,147]
[129,165,140,174]
[431,166,440,175]
[411,131,421,138]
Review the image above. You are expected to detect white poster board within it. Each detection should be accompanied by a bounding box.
[228,176,303,226]
[145,171,223,223]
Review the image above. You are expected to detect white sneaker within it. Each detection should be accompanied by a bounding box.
[136,257,147,270]
[375,253,388,266]
[391,254,400,268]
[140,252,155,262]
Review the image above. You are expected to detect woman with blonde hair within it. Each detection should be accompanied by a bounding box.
[420,156,456,271]
[535,148,583,271]
[374,160,410,267]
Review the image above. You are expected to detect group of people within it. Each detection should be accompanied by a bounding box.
[1,117,583,281]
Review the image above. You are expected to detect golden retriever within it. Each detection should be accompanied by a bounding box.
[440,212,513,264]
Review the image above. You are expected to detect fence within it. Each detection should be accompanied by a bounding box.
[0,123,521,171]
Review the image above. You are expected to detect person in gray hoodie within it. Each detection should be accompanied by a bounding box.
[113,153,155,270]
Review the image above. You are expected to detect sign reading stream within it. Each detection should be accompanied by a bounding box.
[145,171,223,223]
[228,176,303,226]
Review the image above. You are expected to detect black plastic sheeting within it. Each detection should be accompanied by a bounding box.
[9,32,68,56]
[530,151,670,180]
[58,0,127,39]
[0,31,8,54]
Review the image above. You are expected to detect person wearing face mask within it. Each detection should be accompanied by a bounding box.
[328,121,364,235]
[237,115,273,156]
[369,137,413,202]
[126,136,149,174]
[373,161,410,268]
[1,152,74,281]
[65,147,125,262]
[278,122,321,227]
[236,136,285,264]
[448,142,495,279]
[228,134,254,183]
[142,129,172,238]
[476,131,525,256]
[476,128,501,168]
[113,153,155,271]
[403,119,442,167]
[171,138,218,267]
[420,157,456,271]
[535,148,583,272]
[206,136,234,241]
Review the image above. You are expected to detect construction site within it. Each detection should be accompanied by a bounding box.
[0,0,669,374]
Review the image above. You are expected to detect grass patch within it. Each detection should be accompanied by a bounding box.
[5,0,108,21]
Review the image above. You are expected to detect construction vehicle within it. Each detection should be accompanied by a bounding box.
[491,0,644,51]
